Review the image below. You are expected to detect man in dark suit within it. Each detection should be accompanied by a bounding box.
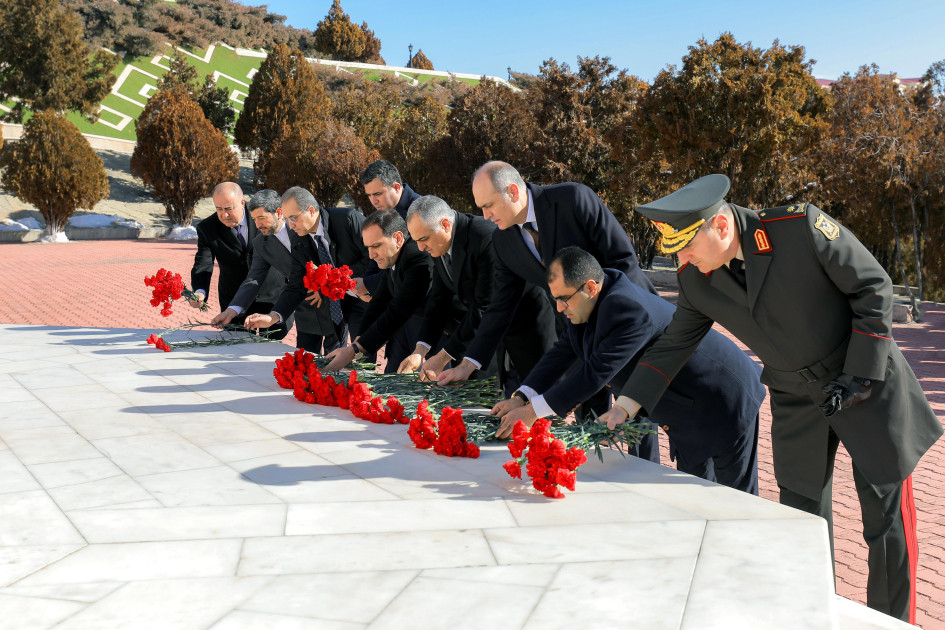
[353,159,422,300]
[398,195,556,382]
[188,182,283,320]
[209,189,292,340]
[606,174,942,623]
[437,161,656,408]
[493,247,764,494]
[361,159,422,220]
[243,186,372,354]
[324,209,433,374]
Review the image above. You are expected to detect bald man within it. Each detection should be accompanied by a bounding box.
[189,182,284,321]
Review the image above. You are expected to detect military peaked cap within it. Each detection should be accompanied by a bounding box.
[635,174,731,253]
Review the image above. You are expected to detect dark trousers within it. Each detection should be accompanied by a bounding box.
[628,422,660,463]
[679,413,760,495]
[499,285,558,395]
[382,315,423,374]
[778,427,916,623]
[297,321,346,355]
[342,295,376,363]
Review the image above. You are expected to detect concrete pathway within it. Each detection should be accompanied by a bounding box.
[1,240,943,628]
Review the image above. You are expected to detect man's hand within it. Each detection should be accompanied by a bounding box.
[188,298,204,308]
[244,313,277,330]
[353,278,372,302]
[398,353,423,374]
[304,290,323,308]
[420,350,451,382]
[436,359,477,386]
[325,345,357,372]
[491,397,524,417]
[819,374,873,417]
[496,404,538,439]
[598,406,630,430]
[210,308,237,328]
[599,395,642,430]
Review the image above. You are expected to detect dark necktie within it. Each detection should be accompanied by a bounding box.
[442,252,453,282]
[235,228,246,249]
[314,235,344,325]
[523,222,541,258]
[729,258,747,288]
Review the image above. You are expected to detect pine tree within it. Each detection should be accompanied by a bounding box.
[313,1,383,63]
[314,0,366,61]
[0,111,109,239]
[0,0,116,122]
[130,88,238,227]
[234,44,332,186]
[267,119,379,209]
[408,49,434,71]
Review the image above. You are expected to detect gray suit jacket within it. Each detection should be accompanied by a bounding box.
[229,229,319,333]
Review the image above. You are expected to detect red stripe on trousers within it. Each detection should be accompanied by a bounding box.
[901,475,918,625]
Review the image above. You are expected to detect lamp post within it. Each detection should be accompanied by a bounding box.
[407,44,413,68]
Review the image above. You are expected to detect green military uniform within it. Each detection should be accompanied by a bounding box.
[621,175,942,623]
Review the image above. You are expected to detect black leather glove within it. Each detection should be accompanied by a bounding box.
[819,373,873,417]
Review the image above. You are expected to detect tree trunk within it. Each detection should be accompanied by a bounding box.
[909,197,924,301]
[890,202,923,322]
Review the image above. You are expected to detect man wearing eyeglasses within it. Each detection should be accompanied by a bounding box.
[189,182,284,323]
[244,186,372,354]
[492,246,765,495]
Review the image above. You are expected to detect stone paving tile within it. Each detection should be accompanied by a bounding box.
[2,240,944,628]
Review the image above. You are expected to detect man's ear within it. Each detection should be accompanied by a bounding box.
[394,231,406,248]
[507,183,520,202]
[585,279,601,298]
[714,213,731,237]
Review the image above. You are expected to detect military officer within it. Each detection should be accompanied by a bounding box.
[601,174,942,623]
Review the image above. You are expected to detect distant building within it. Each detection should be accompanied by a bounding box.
[816,75,924,93]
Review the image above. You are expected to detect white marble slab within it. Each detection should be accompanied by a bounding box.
[16,539,243,585]
[0,324,904,630]
[239,571,417,623]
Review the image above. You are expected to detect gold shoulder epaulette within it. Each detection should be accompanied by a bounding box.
[758,203,808,222]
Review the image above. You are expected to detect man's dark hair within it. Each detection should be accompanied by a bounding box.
[362,209,407,238]
[361,159,403,187]
[549,246,605,287]
[248,189,281,215]
[282,186,320,213]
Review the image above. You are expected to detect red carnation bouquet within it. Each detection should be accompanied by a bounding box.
[303,263,356,301]
[144,268,208,317]
[407,401,480,458]
[146,333,172,352]
[503,419,587,498]
[143,268,275,352]
[273,349,409,424]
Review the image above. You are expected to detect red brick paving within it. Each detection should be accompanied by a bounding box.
[2,240,944,628]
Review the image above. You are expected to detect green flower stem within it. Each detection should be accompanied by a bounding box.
[155,320,276,349]
[303,353,652,458]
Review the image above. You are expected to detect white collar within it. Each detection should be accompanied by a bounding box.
[518,188,537,230]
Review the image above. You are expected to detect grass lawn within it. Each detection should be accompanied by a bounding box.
[8,44,490,143]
